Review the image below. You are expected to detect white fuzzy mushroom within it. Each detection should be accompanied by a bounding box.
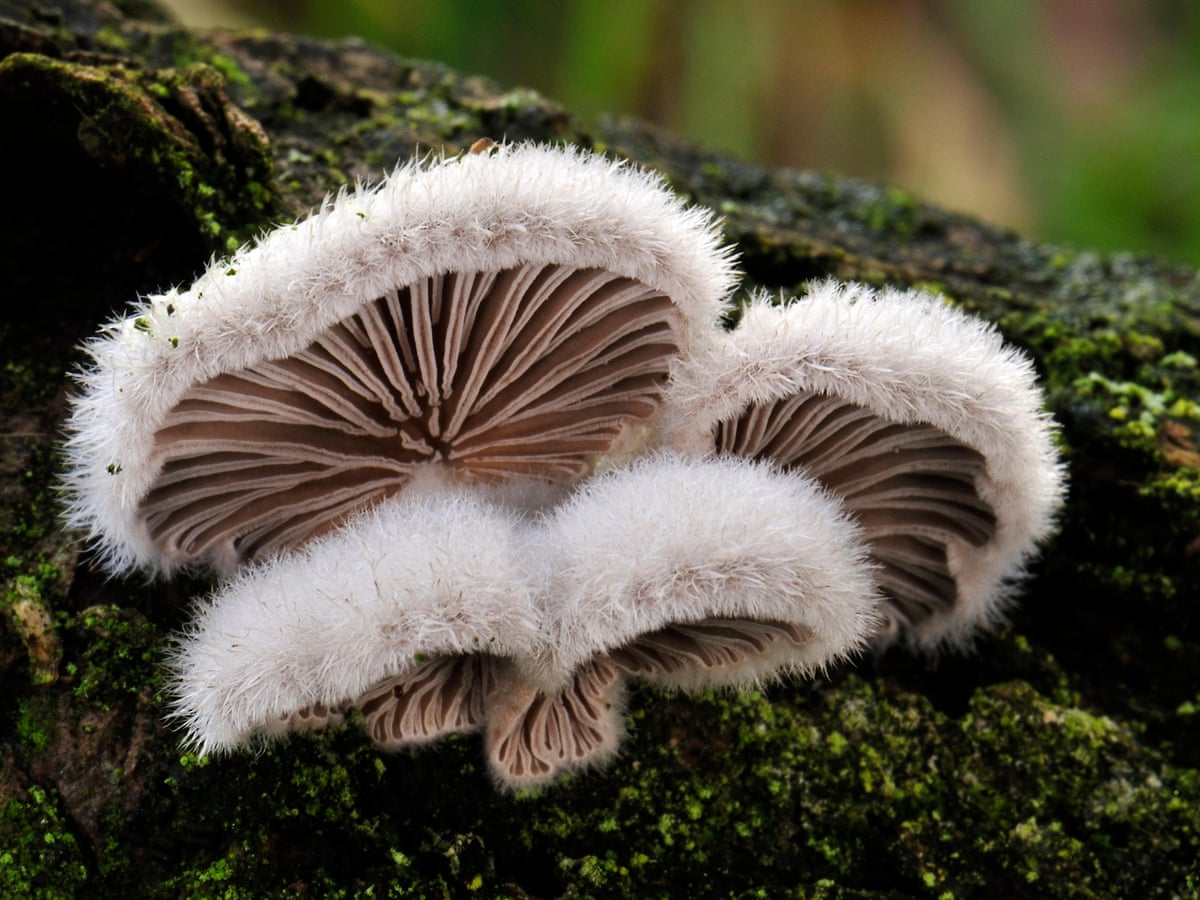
[167,487,539,755]
[664,281,1067,649]
[62,142,737,576]
[64,134,1067,790]
[478,453,880,786]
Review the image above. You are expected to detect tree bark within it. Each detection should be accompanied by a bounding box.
[1,1,1197,896]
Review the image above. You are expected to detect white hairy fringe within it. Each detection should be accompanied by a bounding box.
[166,488,539,755]
[526,454,881,691]
[664,280,1067,649]
[61,142,739,576]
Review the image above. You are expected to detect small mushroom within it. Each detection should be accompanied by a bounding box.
[665,281,1066,648]
[62,143,737,576]
[480,454,880,786]
[167,488,539,755]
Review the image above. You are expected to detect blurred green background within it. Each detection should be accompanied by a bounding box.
[162,0,1200,266]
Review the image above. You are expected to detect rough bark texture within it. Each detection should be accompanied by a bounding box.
[2,1,1198,897]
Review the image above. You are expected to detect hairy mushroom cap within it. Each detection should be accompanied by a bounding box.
[62,142,738,576]
[665,281,1067,648]
[532,453,879,687]
[476,454,879,788]
[166,488,539,755]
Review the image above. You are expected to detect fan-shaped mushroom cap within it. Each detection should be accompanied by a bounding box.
[167,488,539,755]
[664,281,1066,648]
[528,453,879,692]
[63,143,738,576]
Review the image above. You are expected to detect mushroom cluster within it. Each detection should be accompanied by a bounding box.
[62,142,1065,788]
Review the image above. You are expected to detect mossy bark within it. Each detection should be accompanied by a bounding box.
[1,1,1197,897]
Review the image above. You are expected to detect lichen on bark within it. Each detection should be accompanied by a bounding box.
[1,1,1197,897]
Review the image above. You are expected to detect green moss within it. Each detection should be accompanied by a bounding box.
[933,683,1196,896]
[0,785,90,898]
[416,673,1192,898]
[69,605,165,711]
[973,252,1200,619]
[1072,372,1199,454]
[857,185,922,236]
[1143,469,1200,506]
[202,52,254,91]
[94,25,132,52]
[2,8,1197,897]
[0,53,278,255]
[14,694,56,754]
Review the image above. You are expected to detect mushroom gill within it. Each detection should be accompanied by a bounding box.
[479,617,816,787]
[607,618,813,681]
[62,142,735,577]
[357,655,502,747]
[485,659,626,787]
[276,703,345,734]
[142,263,681,566]
[715,393,995,628]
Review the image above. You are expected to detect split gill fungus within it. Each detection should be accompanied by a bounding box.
[61,142,1066,788]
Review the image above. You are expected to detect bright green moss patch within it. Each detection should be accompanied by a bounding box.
[0,784,90,898]
[437,674,1197,898]
[1073,372,1200,454]
[14,693,56,755]
[9,668,1196,896]
[68,605,164,710]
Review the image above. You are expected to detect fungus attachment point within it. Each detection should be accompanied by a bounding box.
[63,143,736,576]
[471,454,879,787]
[666,281,1066,648]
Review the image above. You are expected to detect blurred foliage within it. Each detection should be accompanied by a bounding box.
[165,0,1200,265]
